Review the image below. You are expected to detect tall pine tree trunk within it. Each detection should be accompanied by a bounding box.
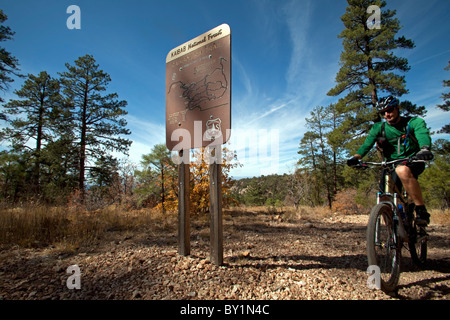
[79,83,88,199]
[35,95,44,194]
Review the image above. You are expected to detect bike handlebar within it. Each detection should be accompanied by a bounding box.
[350,157,427,169]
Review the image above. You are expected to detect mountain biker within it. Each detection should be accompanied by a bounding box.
[347,96,434,226]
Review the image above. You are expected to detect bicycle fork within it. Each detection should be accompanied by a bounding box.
[377,192,408,243]
[374,212,396,252]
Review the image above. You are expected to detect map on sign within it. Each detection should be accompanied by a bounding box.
[165,24,231,150]
[167,57,228,113]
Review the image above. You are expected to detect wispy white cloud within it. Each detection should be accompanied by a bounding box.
[282,0,342,108]
[123,114,166,165]
[282,0,313,88]
[127,115,165,142]
[229,95,308,177]
[422,107,450,137]
[228,0,342,177]
[411,49,450,67]
[246,103,288,125]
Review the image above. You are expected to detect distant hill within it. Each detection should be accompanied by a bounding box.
[230,174,291,206]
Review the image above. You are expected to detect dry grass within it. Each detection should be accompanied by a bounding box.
[430,208,450,225]
[225,205,334,222]
[1,203,447,251]
[236,204,450,225]
[0,204,167,249]
[293,205,334,219]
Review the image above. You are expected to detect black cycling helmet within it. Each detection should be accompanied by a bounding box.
[376,96,399,112]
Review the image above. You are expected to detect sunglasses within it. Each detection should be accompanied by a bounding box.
[380,107,396,114]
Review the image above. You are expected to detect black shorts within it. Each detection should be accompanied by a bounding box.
[395,161,426,179]
[379,161,425,193]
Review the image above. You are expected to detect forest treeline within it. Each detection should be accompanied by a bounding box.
[0,52,131,205]
[1,1,449,213]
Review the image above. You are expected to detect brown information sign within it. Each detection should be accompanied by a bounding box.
[166,24,231,150]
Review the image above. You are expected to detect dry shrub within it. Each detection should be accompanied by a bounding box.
[0,205,159,248]
[231,205,333,222]
[430,208,450,225]
[293,205,333,220]
[0,206,71,247]
[332,189,364,215]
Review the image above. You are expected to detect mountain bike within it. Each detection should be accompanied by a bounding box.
[351,157,429,293]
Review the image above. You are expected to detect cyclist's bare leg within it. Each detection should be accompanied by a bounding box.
[395,165,424,205]
[395,165,429,225]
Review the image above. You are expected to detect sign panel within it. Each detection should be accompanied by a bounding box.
[166,24,231,150]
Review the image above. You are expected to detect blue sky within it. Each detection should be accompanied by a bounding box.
[1,0,449,178]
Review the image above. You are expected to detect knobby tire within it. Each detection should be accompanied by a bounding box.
[408,224,428,267]
[367,203,401,293]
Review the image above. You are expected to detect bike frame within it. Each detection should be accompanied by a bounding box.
[362,158,427,243]
[376,164,409,244]
[359,157,429,292]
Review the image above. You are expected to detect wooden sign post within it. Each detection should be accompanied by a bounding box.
[178,150,190,256]
[209,147,223,265]
[165,24,231,266]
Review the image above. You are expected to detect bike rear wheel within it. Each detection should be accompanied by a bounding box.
[367,203,401,293]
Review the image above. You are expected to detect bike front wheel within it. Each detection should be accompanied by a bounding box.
[367,203,401,293]
[409,224,428,267]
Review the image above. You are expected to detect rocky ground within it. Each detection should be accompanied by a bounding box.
[0,208,449,301]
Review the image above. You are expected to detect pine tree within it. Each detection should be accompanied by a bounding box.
[59,55,131,194]
[0,9,21,104]
[327,0,414,149]
[437,61,450,134]
[438,61,450,112]
[0,151,27,201]
[140,144,176,214]
[298,106,338,207]
[324,103,345,196]
[419,139,449,209]
[39,133,79,202]
[90,154,120,188]
[1,71,63,191]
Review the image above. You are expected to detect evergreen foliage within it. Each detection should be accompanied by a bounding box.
[327,0,415,151]
[231,174,289,207]
[0,9,22,104]
[59,55,131,193]
[437,61,450,134]
[0,54,131,204]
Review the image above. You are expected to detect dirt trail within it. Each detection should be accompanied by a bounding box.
[0,209,449,300]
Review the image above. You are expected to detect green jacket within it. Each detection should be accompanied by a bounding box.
[356,117,432,160]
